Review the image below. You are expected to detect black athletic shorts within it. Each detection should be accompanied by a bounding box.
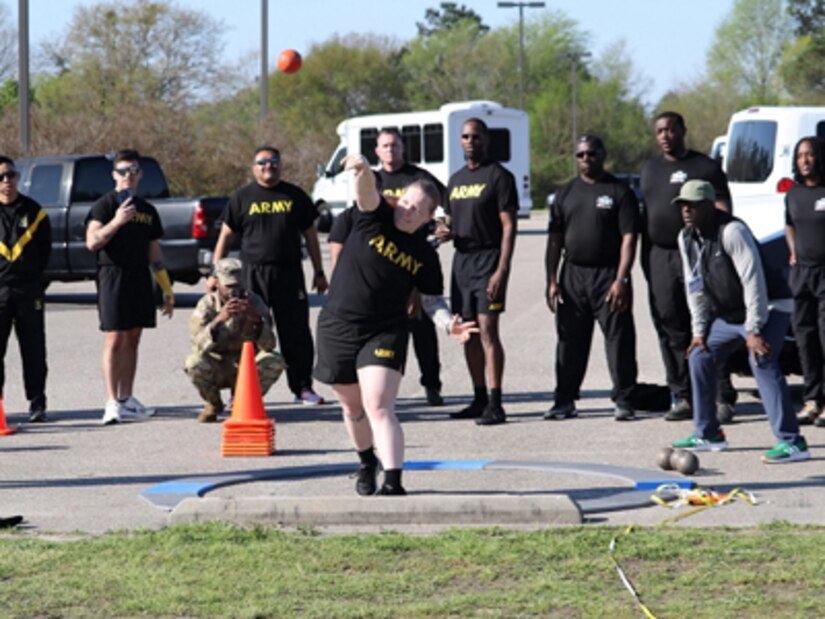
[313,310,409,385]
[450,248,505,319]
[96,265,156,331]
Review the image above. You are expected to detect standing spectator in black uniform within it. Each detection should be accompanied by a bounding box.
[329,129,447,406]
[640,111,737,423]
[0,156,51,422]
[86,149,174,425]
[785,136,825,427]
[438,118,518,426]
[212,146,328,406]
[545,136,640,421]
[315,154,476,496]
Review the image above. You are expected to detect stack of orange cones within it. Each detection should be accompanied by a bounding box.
[0,398,18,436]
[221,341,274,456]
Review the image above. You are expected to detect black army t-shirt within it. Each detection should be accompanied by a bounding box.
[89,191,163,267]
[550,174,640,268]
[446,161,518,253]
[223,181,318,265]
[324,200,443,329]
[640,150,730,248]
[785,183,825,266]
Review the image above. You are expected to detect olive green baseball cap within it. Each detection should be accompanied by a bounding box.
[671,179,716,205]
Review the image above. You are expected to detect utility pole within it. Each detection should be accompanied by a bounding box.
[260,0,268,125]
[558,51,591,172]
[19,0,30,155]
[497,2,545,110]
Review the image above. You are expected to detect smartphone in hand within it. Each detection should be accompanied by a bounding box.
[117,188,133,203]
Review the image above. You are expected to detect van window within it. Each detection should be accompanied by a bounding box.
[817,122,825,140]
[402,125,422,163]
[360,128,380,166]
[424,123,444,163]
[28,164,64,205]
[489,129,512,162]
[726,120,777,183]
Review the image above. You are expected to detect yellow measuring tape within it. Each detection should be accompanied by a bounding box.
[608,484,757,618]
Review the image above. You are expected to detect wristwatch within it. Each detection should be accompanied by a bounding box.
[617,276,629,284]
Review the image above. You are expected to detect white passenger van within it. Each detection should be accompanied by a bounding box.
[312,100,532,231]
[724,106,825,256]
[723,106,825,375]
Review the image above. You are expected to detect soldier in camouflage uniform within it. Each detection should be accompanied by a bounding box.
[184,257,286,422]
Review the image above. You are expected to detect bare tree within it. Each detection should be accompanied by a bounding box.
[0,3,17,81]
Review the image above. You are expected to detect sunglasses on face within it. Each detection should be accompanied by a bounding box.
[0,171,18,182]
[256,157,280,166]
[575,150,599,159]
[114,165,141,176]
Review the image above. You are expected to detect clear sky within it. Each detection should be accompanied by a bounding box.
[11,0,734,107]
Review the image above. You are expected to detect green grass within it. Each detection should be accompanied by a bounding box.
[0,522,821,618]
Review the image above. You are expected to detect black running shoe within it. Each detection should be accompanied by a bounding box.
[0,516,23,529]
[376,484,407,496]
[449,400,488,419]
[475,404,506,426]
[354,463,377,496]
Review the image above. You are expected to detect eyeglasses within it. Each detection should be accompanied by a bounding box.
[0,171,18,182]
[255,157,280,166]
[575,151,599,159]
[114,165,141,176]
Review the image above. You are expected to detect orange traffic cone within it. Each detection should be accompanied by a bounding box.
[229,341,266,422]
[0,398,18,436]
[221,341,274,457]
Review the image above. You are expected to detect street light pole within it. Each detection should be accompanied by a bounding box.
[558,51,591,172]
[260,0,268,125]
[18,0,30,155]
[497,1,545,110]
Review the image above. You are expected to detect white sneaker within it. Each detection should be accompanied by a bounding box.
[102,400,123,425]
[294,389,325,406]
[120,396,156,419]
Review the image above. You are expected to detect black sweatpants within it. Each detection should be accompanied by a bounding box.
[643,243,692,401]
[245,263,314,397]
[409,314,441,391]
[0,285,47,409]
[790,263,825,405]
[554,262,637,408]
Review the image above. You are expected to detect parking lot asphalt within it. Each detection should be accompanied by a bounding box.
[1,212,823,535]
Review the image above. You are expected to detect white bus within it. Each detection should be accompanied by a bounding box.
[312,100,533,231]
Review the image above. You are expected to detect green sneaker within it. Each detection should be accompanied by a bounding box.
[762,437,810,464]
[672,431,728,452]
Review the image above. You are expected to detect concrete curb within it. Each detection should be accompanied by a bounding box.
[169,495,582,527]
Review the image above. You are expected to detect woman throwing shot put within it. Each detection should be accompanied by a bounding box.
[314,155,477,496]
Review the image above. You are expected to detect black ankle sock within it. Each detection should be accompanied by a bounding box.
[489,389,502,408]
[473,386,489,404]
[383,468,402,489]
[357,447,378,468]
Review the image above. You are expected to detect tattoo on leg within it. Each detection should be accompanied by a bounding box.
[346,410,366,423]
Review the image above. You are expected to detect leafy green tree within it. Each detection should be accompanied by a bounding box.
[706,0,792,104]
[779,35,825,103]
[787,0,825,34]
[417,3,489,37]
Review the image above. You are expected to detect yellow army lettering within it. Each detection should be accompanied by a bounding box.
[368,234,424,275]
[382,188,405,198]
[248,200,293,215]
[374,348,396,359]
[133,212,153,225]
[449,183,486,200]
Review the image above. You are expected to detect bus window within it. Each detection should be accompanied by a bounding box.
[488,129,511,162]
[402,125,422,163]
[360,128,379,165]
[423,123,444,163]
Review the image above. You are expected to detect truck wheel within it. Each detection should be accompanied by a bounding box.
[317,202,332,233]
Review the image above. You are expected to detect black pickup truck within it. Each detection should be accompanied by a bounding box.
[15,154,227,284]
